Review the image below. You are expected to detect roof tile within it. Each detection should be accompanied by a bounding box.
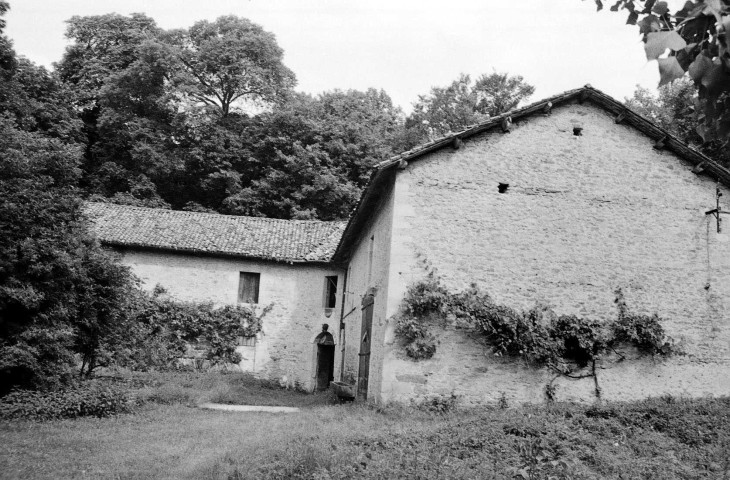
[85,202,346,263]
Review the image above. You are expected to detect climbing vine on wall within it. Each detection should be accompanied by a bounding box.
[395,275,676,397]
[394,273,447,360]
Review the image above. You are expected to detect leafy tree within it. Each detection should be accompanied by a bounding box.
[166,15,296,117]
[626,79,730,167]
[57,13,161,110]
[219,89,405,219]
[57,13,173,207]
[626,77,701,140]
[0,11,138,390]
[406,72,535,143]
[593,0,730,148]
[473,72,537,118]
[0,116,137,391]
[1,58,84,142]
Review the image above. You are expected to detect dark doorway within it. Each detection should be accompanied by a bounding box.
[315,324,335,391]
[316,345,335,391]
[357,293,374,401]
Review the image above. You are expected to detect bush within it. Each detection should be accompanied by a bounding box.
[0,382,132,420]
[415,392,459,414]
[112,288,271,371]
[393,273,445,360]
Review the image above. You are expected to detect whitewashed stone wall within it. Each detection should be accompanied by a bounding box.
[117,250,344,390]
[380,100,730,405]
[340,176,395,401]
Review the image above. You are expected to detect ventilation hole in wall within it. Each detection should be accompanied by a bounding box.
[498,183,509,194]
[573,127,583,136]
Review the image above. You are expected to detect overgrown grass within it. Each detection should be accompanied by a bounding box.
[0,373,728,479]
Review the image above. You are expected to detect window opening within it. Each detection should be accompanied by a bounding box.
[324,276,338,316]
[238,272,260,304]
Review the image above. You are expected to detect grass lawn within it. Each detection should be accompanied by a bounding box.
[1,372,729,479]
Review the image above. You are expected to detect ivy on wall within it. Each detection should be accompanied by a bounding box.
[395,274,676,398]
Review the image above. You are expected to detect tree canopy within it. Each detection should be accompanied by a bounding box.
[7,10,539,222]
[166,15,296,117]
[406,72,535,142]
[625,79,729,166]
[0,8,137,390]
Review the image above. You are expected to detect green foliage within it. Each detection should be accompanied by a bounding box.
[394,274,446,360]
[396,276,675,389]
[414,392,459,414]
[52,12,407,220]
[0,71,137,393]
[113,288,270,371]
[218,89,404,219]
[401,273,449,317]
[405,72,535,143]
[599,0,730,148]
[613,287,674,355]
[510,436,575,480]
[167,15,296,117]
[625,79,729,167]
[0,382,132,420]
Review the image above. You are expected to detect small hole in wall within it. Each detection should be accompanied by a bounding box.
[573,127,583,136]
[498,183,509,193]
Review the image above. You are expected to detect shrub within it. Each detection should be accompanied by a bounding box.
[394,316,437,360]
[415,392,458,414]
[393,273,447,360]
[112,289,271,371]
[0,382,132,420]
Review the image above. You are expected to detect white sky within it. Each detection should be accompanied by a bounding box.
[4,0,679,113]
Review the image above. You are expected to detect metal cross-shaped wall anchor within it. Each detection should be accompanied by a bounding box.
[705,182,728,233]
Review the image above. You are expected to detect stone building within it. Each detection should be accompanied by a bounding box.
[86,202,346,390]
[89,85,730,404]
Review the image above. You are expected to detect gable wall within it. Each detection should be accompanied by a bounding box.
[117,249,344,390]
[381,100,730,405]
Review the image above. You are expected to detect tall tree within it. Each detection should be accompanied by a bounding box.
[57,14,177,207]
[593,0,730,149]
[406,72,535,143]
[166,15,296,117]
[204,89,405,219]
[0,6,136,390]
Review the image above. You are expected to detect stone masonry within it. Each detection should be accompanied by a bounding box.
[379,100,730,405]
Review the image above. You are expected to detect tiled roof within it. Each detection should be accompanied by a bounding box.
[85,202,346,263]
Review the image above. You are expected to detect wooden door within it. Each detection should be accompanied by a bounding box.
[357,294,374,401]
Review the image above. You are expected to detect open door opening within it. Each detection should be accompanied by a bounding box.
[315,324,335,391]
